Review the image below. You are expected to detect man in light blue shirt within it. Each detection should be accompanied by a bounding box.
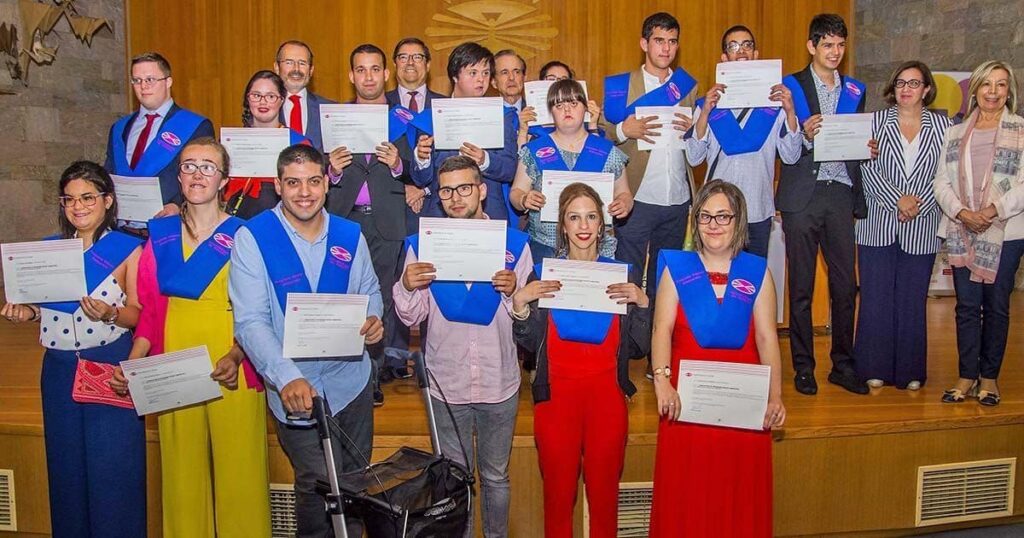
[229,144,383,537]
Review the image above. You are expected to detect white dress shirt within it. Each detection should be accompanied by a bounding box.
[125,98,174,163]
[398,84,428,111]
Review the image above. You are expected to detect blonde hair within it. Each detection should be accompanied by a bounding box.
[967,60,1018,116]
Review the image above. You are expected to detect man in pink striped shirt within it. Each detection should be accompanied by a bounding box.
[394,155,532,537]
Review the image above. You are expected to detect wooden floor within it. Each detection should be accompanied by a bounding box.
[2,295,1024,536]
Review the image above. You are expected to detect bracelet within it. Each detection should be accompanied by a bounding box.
[510,304,530,321]
[29,306,41,322]
[653,365,672,379]
[102,306,120,325]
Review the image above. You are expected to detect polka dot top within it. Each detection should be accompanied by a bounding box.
[39,273,128,351]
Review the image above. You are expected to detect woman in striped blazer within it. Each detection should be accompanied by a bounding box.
[853,61,953,391]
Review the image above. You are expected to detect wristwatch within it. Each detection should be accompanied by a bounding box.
[653,365,671,379]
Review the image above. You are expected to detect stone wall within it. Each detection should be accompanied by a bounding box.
[0,0,126,249]
[854,0,1024,112]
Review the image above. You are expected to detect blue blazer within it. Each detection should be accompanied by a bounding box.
[278,90,337,152]
[410,107,519,219]
[104,103,215,205]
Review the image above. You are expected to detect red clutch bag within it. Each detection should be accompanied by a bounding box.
[71,358,135,409]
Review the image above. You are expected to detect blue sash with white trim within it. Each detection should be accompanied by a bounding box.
[537,256,626,344]
[695,98,781,156]
[44,231,143,313]
[149,215,243,300]
[525,133,612,173]
[110,108,205,176]
[783,74,865,125]
[603,67,696,125]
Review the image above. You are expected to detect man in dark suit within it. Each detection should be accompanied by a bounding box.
[274,40,336,152]
[105,51,215,224]
[325,44,414,406]
[777,14,875,396]
[411,42,518,220]
[385,37,446,237]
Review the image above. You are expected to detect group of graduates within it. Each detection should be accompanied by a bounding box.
[5,6,1024,538]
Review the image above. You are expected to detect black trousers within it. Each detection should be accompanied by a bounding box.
[614,200,690,307]
[781,181,857,376]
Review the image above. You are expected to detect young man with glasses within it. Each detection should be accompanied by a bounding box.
[274,40,337,152]
[104,51,214,228]
[686,25,802,257]
[395,155,531,538]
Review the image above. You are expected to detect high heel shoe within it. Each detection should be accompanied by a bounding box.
[978,390,1001,407]
[941,381,978,403]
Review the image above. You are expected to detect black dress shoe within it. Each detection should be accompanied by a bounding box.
[379,366,396,385]
[794,374,818,395]
[828,370,869,395]
[373,387,385,407]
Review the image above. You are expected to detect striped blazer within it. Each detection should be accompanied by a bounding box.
[856,107,954,255]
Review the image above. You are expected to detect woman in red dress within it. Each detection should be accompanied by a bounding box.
[649,179,786,537]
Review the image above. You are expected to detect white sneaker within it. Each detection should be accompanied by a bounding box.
[867,378,884,389]
[907,380,922,391]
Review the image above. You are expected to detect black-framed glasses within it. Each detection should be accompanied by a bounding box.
[437,183,478,200]
[129,76,170,86]
[179,162,224,177]
[59,192,106,208]
[396,53,427,64]
[696,213,736,225]
[247,92,283,104]
[894,79,924,89]
[725,40,755,54]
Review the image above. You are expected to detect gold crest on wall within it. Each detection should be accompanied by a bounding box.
[425,0,558,59]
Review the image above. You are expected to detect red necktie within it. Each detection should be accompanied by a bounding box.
[407,90,419,113]
[289,94,303,134]
[130,113,159,170]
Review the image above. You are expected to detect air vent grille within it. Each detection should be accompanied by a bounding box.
[917,458,1015,527]
[583,481,652,537]
[270,483,297,537]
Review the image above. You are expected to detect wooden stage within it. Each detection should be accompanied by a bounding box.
[2,296,1024,537]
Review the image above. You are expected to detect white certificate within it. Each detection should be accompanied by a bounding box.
[538,258,627,314]
[635,106,691,151]
[539,170,614,222]
[418,217,506,281]
[112,175,164,222]
[715,59,783,109]
[523,80,591,125]
[320,104,389,154]
[676,360,770,431]
[2,239,86,304]
[283,293,369,359]
[121,346,222,416]
[432,97,506,150]
[221,127,292,177]
[813,113,873,162]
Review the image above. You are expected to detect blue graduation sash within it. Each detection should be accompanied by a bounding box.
[603,67,697,125]
[537,256,626,344]
[783,74,865,125]
[149,215,244,300]
[695,98,781,156]
[246,210,361,313]
[389,105,423,149]
[527,125,555,139]
[110,108,206,176]
[656,249,766,350]
[525,133,612,173]
[405,227,529,326]
[44,231,143,314]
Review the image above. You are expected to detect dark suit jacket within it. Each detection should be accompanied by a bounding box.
[410,106,519,219]
[385,87,446,110]
[325,134,413,241]
[776,66,868,217]
[104,103,215,205]
[278,90,337,152]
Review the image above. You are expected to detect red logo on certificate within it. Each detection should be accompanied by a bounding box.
[330,246,352,263]
[731,278,756,295]
[535,146,556,159]
[161,132,182,146]
[212,233,234,250]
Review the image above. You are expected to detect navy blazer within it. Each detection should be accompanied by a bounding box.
[104,103,215,205]
[410,107,519,219]
[776,66,868,218]
[278,90,337,152]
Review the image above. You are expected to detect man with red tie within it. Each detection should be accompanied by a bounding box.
[274,40,337,153]
[104,52,214,222]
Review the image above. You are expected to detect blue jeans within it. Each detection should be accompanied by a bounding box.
[431,393,519,538]
[952,239,1024,380]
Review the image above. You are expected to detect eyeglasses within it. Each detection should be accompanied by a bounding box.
[179,162,224,177]
[437,183,478,200]
[725,40,755,54]
[894,79,924,89]
[130,76,170,86]
[59,192,106,208]
[396,53,427,64]
[553,99,583,111]
[278,59,310,69]
[247,92,283,104]
[543,75,570,81]
[696,213,736,225]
